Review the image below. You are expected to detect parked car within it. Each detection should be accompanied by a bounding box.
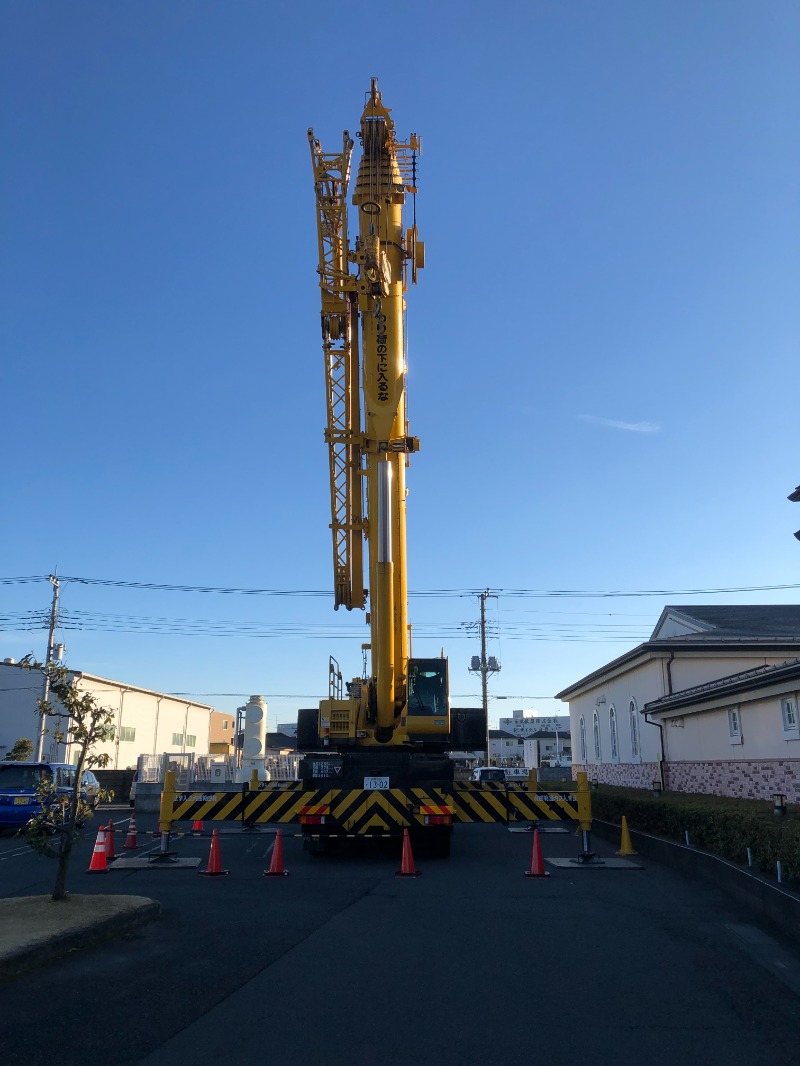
[470,766,507,783]
[0,762,80,831]
[80,770,101,809]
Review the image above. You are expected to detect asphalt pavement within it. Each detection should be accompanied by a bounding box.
[2,809,800,1066]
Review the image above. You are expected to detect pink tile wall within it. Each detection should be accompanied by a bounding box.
[574,759,799,802]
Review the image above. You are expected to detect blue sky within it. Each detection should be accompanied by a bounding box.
[2,1,798,733]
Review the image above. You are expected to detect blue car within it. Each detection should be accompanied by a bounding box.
[0,761,84,831]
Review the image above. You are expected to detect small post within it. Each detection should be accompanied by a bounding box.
[777,860,783,884]
[746,847,752,867]
[241,774,262,832]
[574,771,596,862]
[684,830,690,847]
[149,769,179,863]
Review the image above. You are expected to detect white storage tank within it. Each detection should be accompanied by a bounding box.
[235,695,270,782]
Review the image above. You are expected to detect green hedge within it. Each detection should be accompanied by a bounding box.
[591,786,800,888]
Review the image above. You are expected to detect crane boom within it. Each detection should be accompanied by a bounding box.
[307,79,428,745]
[298,82,484,859]
[308,129,365,612]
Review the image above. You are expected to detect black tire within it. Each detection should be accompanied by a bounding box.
[417,827,451,858]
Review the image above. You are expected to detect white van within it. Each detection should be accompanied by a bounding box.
[470,767,506,783]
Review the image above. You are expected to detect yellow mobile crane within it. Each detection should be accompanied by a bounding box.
[298,81,485,855]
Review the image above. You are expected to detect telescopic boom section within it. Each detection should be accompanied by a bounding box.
[309,80,424,744]
[352,80,418,740]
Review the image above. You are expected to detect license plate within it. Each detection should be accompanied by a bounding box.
[364,777,389,790]
[13,797,30,806]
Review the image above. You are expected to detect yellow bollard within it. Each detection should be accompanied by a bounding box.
[617,815,637,856]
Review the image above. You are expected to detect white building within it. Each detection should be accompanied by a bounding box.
[523,731,572,769]
[0,659,214,770]
[556,605,800,802]
[489,729,524,765]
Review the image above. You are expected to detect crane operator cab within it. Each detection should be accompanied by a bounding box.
[404,658,449,744]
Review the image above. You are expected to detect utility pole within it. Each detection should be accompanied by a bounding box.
[468,588,500,767]
[35,573,60,761]
[479,590,490,763]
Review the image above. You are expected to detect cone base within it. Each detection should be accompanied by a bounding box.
[87,868,108,874]
[198,869,230,877]
[395,870,422,878]
[524,870,550,878]
[263,870,289,877]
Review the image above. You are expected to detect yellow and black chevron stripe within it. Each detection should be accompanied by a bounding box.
[452,783,580,824]
[172,784,453,832]
[170,782,581,829]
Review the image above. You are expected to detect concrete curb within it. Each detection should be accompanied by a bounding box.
[593,818,800,947]
[0,895,162,980]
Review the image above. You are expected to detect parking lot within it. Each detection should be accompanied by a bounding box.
[3,804,800,1066]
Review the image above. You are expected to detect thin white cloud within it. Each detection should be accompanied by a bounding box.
[576,415,665,432]
[578,414,661,434]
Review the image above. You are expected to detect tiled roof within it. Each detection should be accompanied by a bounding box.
[644,656,800,713]
[656,605,800,638]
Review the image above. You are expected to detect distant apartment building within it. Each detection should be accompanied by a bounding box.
[210,710,236,755]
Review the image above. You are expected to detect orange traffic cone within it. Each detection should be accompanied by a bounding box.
[198,828,229,877]
[105,818,116,861]
[524,827,550,878]
[124,813,140,851]
[263,829,289,877]
[88,825,108,873]
[192,819,204,836]
[395,828,421,878]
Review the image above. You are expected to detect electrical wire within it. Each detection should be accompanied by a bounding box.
[3,574,799,598]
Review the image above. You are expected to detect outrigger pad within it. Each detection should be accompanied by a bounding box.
[546,857,644,870]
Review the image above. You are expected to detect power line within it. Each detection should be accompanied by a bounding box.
[2,574,800,598]
[0,606,652,642]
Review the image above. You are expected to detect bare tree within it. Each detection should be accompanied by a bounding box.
[23,662,115,901]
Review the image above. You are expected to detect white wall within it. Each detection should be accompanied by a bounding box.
[523,735,563,767]
[489,735,523,763]
[566,658,666,766]
[662,687,800,762]
[0,663,212,769]
[669,653,791,692]
[78,677,212,769]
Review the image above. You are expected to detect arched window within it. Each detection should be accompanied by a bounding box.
[609,706,618,760]
[579,716,587,763]
[593,710,601,761]
[629,699,640,759]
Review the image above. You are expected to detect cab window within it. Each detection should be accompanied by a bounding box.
[407,660,448,716]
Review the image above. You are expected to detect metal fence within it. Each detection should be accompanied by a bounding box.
[135,752,300,786]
